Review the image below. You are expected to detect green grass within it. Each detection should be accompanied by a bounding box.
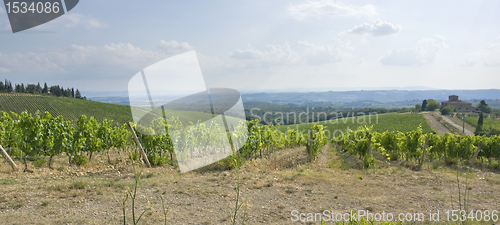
[280,112,434,135]
[0,94,133,125]
[465,116,500,131]
[0,94,217,126]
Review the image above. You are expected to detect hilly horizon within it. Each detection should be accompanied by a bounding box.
[89,88,500,107]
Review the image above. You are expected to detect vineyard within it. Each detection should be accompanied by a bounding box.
[334,125,500,169]
[465,115,500,132]
[1,110,500,224]
[0,94,225,128]
[0,110,329,172]
[281,112,434,136]
[0,94,133,125]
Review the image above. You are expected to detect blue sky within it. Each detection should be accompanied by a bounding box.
[0,0,499,94]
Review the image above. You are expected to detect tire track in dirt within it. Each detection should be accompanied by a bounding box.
[439,113,474,135]
[422,112,449,135]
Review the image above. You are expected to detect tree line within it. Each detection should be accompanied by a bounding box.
[0,79,84,99]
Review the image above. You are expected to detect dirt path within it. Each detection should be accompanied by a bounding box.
[438,113,474,135]
[422,112,449,135]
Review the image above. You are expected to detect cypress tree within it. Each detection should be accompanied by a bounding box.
[42,83,48,94]
[75,89,82,99]
[475,113,484,135]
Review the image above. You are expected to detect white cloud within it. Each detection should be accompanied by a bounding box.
[288,0,376,20]
[230,39,353,66]
[62,13,104,28]
[345,20,401,36]
[157,40,194,56]
[34,13,105,30]
[484,43,500,50]
[296,39,352,64]
[455,59,477,67]
[0,67,8,73]
[0,40,196,81]
[484,60,500,67]
[380,35,447,66]
[231,43,300,66]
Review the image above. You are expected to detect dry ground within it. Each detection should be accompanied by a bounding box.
[1,145,500,225]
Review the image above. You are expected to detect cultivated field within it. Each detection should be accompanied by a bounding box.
[1,144,499,224]
[280,113,434,135]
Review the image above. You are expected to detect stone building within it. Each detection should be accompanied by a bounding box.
[440,95,473,112]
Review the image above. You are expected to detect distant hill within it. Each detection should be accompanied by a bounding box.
[241,89,500,104]
[91,89,500,109]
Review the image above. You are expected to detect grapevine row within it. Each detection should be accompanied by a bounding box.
[0,110,329,171]
[334,125,500,168]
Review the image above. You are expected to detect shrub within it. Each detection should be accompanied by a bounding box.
[492,161,500,170]
[389,151,399,161]
[71,181,86,189]
[431,160,443,169]
[147,155,168,166]
[440,105,455,115]
[362,154,376,169]
[219,154,244,170]
[72,155,89,166]
[129,152,140,161]
[33,158,47,168]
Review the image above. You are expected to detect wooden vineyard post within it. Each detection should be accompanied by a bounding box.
[367,135,372,155]
[126,122,151,168]
[0,144,18,171]
[285,130,288,148]
[472,141,482,164]
[308,130,313,163]
[230,124,240,158]
[420,136,428,166]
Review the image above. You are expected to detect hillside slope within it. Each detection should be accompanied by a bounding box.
[0,94,217,126]
[0,94,133,125]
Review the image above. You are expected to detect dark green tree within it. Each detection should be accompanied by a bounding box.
[440,105,455,115]
[415,104,422,112]
[75,89,82,99]
[475,113,484,135]
[476,100,491,113]
[7,82,13,93]
[425,99,440,111]
[422,100,428,111]
[42,83,48,94]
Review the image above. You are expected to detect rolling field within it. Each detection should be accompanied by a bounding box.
[280,112,434,135]
[0,94,216,126]
[465,116,500,131]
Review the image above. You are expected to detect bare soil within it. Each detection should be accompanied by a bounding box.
[1,145,500,224]
[422,112,449,135]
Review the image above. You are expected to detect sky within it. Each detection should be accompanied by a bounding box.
[0,0,499,95]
